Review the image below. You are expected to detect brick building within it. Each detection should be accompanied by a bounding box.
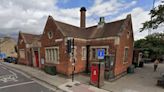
[40,7,134,77]
[17,32,41,67]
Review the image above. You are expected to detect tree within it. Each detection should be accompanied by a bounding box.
[134,33,164,58]
[140,4,164,32]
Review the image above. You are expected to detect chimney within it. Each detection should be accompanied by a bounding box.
[80,7,86,28]
[98,17,105,25]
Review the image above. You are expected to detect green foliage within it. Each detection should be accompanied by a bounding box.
[134,33,164,58]
[140,5,164,32]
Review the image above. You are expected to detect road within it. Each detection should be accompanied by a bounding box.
[0,62,57,92]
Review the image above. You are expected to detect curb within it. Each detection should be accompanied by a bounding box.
[2,62,66,92]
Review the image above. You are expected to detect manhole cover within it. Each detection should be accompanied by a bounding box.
[66,85,72,88]
[74,83,81,86]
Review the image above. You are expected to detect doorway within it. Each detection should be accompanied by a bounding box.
[34,51,39,67]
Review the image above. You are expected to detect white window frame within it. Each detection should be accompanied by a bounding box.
[123,47,129,64]
[45,47,59,64]
[82,46,86,60]
[48,31,53,39]
[90,46,109,60]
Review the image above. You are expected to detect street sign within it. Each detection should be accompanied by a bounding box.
[97,49,105,59]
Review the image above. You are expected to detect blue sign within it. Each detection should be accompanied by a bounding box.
[97,49,105,59]
[0,53,6,59]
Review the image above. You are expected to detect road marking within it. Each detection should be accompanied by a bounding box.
[8,70,18,78]
[1,67,7,70]
[0,67,18,83]
[0,81,35,89]
[0,74,18,83]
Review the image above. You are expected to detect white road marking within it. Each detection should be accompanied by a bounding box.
[1,67,7,70]
[9,70,18,78]
[0,74,18,83]
[0,66,18,83]
[0,81,35,89]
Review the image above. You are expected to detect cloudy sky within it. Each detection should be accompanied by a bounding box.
[0,0,163,40]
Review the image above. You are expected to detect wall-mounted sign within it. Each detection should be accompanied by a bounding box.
[98,49,105,59]
[41,58,44,64]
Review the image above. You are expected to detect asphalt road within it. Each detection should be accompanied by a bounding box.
[0,62,56,92]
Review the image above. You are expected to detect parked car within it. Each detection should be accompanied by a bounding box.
[3,57,17,64]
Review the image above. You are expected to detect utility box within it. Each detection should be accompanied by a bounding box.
[90,62,104,88]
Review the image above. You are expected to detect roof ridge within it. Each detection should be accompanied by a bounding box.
[86,18,126,29]
[49,15,80,29]
[21,32,41,36]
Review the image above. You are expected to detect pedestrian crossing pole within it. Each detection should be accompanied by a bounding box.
[72,38,75,82]
[66,37,75,82]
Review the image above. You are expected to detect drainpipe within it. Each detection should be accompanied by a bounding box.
[86,45,90,73]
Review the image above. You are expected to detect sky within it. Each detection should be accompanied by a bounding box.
[0,0,163,40]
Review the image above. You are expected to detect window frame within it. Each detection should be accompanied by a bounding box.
[123,47,129,64]
[82,46,86,60]
[19,49,25,59]
[48,31,53,39]
[45,47,59,64]
[90,46,109,60]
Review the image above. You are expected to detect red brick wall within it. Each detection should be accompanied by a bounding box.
[114,20,134,76]
[87,39,116,65]
[40,16,71,75]
[67,40,87,75]
[17,33,29,65]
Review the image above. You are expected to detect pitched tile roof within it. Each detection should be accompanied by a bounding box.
[21,32,41,44]
[48,15,130,39]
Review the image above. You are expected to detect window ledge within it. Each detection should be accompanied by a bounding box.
[82,58,86,60]
[123,61,128,65]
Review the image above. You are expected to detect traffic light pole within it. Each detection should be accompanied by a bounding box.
[67,37,75,82]
[72,38,75,82]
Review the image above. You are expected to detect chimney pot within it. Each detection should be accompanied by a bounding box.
[80,7,86,11]
[98,17,105,25]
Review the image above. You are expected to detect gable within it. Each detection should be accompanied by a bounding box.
[18,32,25,46]
[41,16,64,47]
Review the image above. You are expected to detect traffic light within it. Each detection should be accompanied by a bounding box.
[67,39,72,54]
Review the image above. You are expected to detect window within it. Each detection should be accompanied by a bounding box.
[48,31,53,39]
[45,47,59,64]
[92,48,96,59]
[90,46,108,60]
[19,39,23,44]
[127,31,130,39]
[123,47,129,63]
[82,47,86,60]
[19,49,25,59]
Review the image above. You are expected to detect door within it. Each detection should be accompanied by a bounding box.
[34,51,39,67]
[104,55,115,79]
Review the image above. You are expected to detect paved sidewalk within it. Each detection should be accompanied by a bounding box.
[75,63,164,92]
[2,62,108,92]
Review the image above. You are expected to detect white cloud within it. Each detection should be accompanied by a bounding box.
[113,7,151,40]
[0,0,55,36]
[0,0,150,41]
[87,0,137,17]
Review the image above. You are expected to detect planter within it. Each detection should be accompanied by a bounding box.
[44,65,57,75]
